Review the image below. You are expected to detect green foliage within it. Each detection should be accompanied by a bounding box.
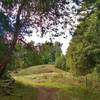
[7,43,43,70]
[55,55,67,71]
[23,48,43,67]
[36,0,55,12]
[40,42,62,64]
[7,41,62,70]
[3,0,14,6]
[66,7,100,75]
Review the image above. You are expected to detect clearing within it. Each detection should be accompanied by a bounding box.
[0,64,100,100]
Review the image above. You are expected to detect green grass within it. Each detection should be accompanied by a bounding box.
[56,87,100,100]
[0,81,37,100]
[1,64,100,100]
[16,64,65,75]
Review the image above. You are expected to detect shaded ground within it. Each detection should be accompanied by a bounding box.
[35,86,60,100]
[0,81,37,100]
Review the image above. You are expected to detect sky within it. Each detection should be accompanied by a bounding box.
[0,0,81,54]
[25,29,72,55]
[25,1,80,55]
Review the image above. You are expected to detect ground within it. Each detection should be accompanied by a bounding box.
[36,86,60,100]
[0,64,100,100]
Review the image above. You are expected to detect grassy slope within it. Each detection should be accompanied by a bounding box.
[16,64,65,75]
[0,64,100,100]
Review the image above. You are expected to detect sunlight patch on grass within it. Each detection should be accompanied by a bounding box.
[16,64,65,76]
[11,64,100,100]
[14,76,69,89]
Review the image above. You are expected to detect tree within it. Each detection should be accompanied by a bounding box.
[55,41,62,58]
[39,41,62,64]
[55,55,67,71]
[0,0,81,76]
[7,42,43,70]
[66,0,100,75]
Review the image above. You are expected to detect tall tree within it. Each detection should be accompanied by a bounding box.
[39,41,62,64]
[66,0,100,75]
[7,42,43,70]
[0,0,81,76]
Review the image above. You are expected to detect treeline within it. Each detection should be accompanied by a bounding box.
[56,0,100,76]
[66,12,100,75]
[6,41,62,70]
[0,0,100,77]
[66,0,100,76]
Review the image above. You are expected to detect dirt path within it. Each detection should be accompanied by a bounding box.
[35,86,60,100]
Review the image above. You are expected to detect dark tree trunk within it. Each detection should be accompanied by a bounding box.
[0,64,7,77]
[0,46,13,77]
[0,0,26,77]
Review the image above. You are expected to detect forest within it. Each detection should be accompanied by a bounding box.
[0,0,100,100]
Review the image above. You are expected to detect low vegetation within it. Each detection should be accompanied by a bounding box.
[0,0,100,100]
[1,65,99,100]
[0,81,37,100]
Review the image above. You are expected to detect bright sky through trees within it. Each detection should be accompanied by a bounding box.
[25,29,72,54]
[25,2,80,54]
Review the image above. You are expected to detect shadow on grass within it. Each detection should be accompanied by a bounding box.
[56,86,100,100]
[0,81,38,100]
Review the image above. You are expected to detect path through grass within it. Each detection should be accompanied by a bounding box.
[0,64,100,100]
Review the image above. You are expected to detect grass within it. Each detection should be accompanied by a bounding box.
[16,64,65,75]
[56,87,100,100]
[0,64,100,100]
[0,81,37,100]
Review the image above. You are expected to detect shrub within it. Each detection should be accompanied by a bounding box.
[55,55,67,71]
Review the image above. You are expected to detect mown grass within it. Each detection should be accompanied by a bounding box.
[16,64,65,75]
[1,64,100,100]
[14,74,100,100]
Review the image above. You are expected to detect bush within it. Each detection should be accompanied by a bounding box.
[55,55,67,71]
[96,65,100,76]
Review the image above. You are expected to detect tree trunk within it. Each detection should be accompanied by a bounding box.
[0,0,26,77]
[0,45,15,77]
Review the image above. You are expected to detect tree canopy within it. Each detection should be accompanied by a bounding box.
[0,0,81,76]
[66,0,100,75]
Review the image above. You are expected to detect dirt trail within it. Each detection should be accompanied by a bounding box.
[35,86,60,100]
